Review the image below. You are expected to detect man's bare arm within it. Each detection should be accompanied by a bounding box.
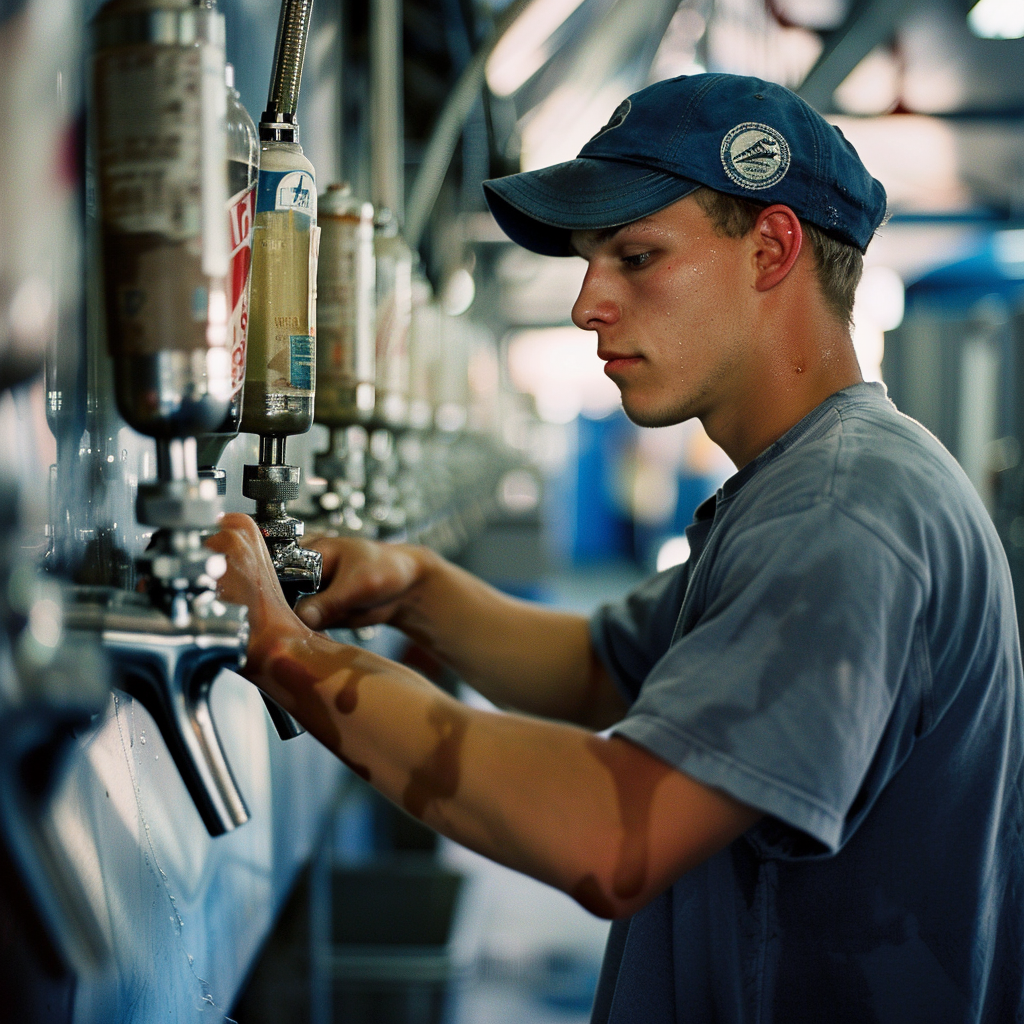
[293,534,627,729]
[208,515,761,919]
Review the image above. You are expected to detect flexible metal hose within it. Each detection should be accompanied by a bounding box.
[266,0,314,118]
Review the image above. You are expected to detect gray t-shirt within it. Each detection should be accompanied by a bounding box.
[590,382,1024,1023]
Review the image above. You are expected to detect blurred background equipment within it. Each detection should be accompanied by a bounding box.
[313,182,377,534]
[2,0,1024,1021]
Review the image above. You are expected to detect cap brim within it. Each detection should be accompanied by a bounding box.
[483,158,701,257]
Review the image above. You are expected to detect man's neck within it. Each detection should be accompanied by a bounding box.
[704,326,864,469]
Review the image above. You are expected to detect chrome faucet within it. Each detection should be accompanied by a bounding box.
[66,585,250,835]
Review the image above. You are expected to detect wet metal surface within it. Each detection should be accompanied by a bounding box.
[42,668,344,1022]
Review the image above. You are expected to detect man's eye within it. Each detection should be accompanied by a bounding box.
[622,252,651,268]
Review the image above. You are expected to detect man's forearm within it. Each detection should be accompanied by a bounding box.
[390,550,626,728]
[251,625,757,919]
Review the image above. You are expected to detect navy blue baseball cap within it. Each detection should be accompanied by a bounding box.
[483,73,887,256]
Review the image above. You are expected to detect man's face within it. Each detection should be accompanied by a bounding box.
[571,195,755,429]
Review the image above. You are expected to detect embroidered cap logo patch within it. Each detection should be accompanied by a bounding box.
[589,99,632,143]
[721,122,791,190]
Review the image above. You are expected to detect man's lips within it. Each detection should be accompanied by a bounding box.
[599,351,643,375]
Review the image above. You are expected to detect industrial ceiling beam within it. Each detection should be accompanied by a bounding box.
[797,0,920,111]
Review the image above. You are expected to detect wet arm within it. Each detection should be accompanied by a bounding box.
[253,624,759,919]
[208,516,760,918]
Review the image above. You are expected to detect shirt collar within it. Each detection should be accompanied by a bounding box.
[710,381,888,512]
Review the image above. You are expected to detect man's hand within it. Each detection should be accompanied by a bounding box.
[293,537,436,632]
[205,513,309,676]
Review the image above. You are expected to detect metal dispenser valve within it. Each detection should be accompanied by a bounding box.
[0,485,113,975]
[65,587,250,835]
[242,436,322,606]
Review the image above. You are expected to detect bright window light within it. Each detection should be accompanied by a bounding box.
[656,535,691,572]
[968,0,1024,39]
[486,0,587,97]
[441,267,475,316]
[506,326,620,424]
[995,228,1024,277]
[851,266,904,383]
[857,266,905,333]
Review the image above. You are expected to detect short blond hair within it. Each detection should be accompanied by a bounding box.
[691,187,863,326]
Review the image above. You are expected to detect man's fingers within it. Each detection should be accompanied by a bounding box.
[295,570,376,629]
[301,534,343,575]
[291,537,423,631]
[294,595,400,631]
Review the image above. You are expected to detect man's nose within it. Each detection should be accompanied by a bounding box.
[571,265,620,331]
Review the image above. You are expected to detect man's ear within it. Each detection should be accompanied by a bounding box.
[752,205,803,292]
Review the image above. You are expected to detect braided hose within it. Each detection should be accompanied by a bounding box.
[265,0,314,119]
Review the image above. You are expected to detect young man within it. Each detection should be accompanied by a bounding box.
[209,75,1024,1021]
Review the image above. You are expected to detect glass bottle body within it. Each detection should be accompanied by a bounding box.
[314,184,375,429]
[92,0,231,439]
[197,73,259,467]
[240,140,318,437]
[373,217,411,429]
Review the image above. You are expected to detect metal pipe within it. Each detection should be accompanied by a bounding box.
[370,0,404,223]
[405,0,532,250]
[155,437,199,483]
[264,0,315,123]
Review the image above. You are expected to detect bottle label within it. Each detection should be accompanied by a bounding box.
[95,41,230,361]
[227,183,255,396]
[95,44,226,253]
[256,168,316,222]
[290,335,314,389]
[317,215,376,389]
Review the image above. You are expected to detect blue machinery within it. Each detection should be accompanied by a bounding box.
[0,0,512,1019]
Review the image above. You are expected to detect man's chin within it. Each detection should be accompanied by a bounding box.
[620,396,696,429]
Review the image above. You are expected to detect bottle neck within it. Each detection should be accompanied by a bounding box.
[259,113,299,143]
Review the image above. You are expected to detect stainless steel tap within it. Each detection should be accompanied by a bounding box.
[66,586,250,835]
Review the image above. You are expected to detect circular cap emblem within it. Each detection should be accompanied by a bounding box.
[721,122,791,190]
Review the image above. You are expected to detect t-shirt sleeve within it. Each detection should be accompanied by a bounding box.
[590,563,693,704]
[613,501,927,854]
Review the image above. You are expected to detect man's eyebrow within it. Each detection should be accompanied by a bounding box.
[569,220,652,258]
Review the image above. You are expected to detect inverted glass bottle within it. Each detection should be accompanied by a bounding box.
[239,140,318,437]
[196,64,259,470]
[314,183,376,428]
[92,0,232,439]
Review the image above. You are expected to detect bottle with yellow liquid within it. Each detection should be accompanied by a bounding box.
[239,138,318,436]
[238,0,322,622]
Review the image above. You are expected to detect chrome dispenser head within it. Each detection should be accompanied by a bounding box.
[241,460,323,605]
[66,587,250,836]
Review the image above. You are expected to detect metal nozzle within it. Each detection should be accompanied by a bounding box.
[263,0,314,124]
